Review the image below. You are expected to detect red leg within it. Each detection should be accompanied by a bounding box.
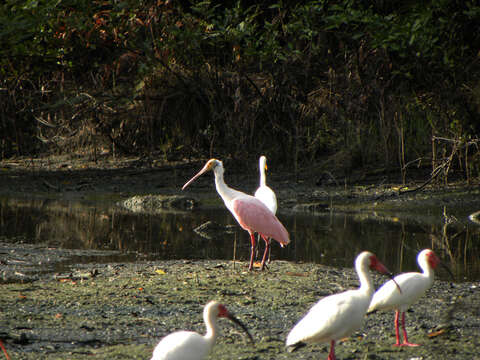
[248,233,256,271]
[393,310,402,346]
[0,339,10,360]
[327,340,336,360]
[400,312,420,346]
[260,235,270,270]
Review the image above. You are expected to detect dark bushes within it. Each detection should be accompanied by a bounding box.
[1,0,479,183]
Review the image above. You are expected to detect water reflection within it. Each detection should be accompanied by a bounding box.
[0,197,479,281]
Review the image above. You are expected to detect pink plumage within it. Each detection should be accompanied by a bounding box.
[182,158,290,270]
[232,197,289,246]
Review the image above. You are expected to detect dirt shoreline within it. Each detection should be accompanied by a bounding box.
[1,155,480,210]
[1,156,480,359]
[1,259,479,360]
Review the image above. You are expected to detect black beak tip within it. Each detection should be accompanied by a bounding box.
[228,315,254,345]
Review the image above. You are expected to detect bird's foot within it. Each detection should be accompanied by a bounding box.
[394,342,420,347]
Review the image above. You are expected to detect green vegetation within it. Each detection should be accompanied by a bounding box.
[1,0,479,183]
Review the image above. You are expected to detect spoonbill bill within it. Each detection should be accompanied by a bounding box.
[151,300,253,360]
[254,155,278,268]
[286,251,400,360]
[182,159,290,271]
[367,249,451,346]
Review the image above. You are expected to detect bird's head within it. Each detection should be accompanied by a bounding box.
[182,159,222,190]
[358,251,402,293]
[207,301,254,344]
[424,249,440,269]
[420,249,454,280]
[259,155,268,171]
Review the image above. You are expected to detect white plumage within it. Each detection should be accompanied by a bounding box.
[367,248,440,346]
[183,159,289,271]
[286,251,396,360]
[254,155,277,215]
[151,301,252,360]
[254,155,278,268]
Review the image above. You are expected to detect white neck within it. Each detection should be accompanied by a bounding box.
[419,257,435,282]
[356,260,374,297]
[259,157,267,187]
[213,165,244,210]
[203,311,219,348]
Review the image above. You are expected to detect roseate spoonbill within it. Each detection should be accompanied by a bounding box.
[182,159,290,271]
[286,251,400,360]
[151,301,253,360]
[254,155,278,267]
[367,249,453,347]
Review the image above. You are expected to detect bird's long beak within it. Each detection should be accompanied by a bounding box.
[441,262,455,281]
[227,314,254,345]
[376,262,402,294]
[182,162,212,190]
[387,272,402,294]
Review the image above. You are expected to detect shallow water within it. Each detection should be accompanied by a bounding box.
[1,197,479,281]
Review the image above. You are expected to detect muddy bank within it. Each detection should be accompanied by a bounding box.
[1,156,479,359]
[1,156,479,214]
[1,258,479,360]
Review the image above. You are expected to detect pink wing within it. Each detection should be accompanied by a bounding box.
[232,197,290,245]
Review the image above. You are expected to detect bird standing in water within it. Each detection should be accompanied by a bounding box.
[182,159,289,271]
[254,155,278,268]
[286,251,400,360]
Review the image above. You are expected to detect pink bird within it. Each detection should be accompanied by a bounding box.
[367,249,451,347]
[286,251,400,360]
[151,301,253,360]
[182,159,290,270]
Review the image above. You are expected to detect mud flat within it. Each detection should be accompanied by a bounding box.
[1,255,478,360]
[1,157,479,359]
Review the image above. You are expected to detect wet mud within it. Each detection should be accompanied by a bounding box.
[1,258,479,360]
[1,157,480,359]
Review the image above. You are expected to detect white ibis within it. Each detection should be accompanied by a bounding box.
[254,155,278,268]
[182,159,290,271]
[367,248,450,346]
[151,301,253,360]
[286,251,400,360]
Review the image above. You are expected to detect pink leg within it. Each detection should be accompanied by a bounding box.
[248,233,256,271]
[0,339,10,360]
[327,340,336,360]
[400,312,420,346]
[393,310,402,346]
[260,235,270,270]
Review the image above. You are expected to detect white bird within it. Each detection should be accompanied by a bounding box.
[182,159,289,271]
[254,155,277,214]
[286,251,399,360]
[254,155,278,268]
[367,249,447,346]
[151,301,253,360]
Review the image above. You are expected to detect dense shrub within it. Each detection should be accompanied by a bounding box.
[1,0,479,183]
